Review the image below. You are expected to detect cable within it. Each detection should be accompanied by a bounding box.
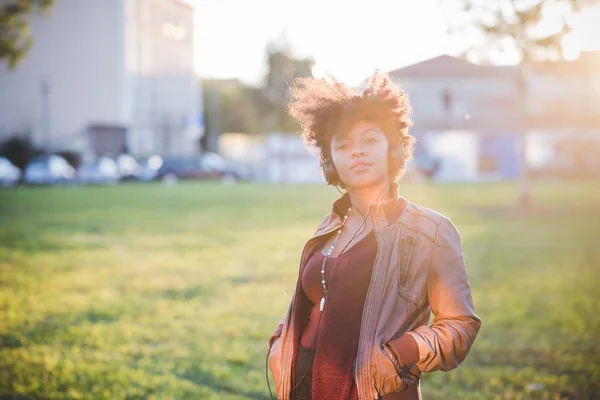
[338,181,391,256]
[266,340,275,400]
[291,180,392,397]
[333,185,369,256]
[267,181,392,399]
[291,305,323,398]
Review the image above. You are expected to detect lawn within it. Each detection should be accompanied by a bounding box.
[0,181,599,400]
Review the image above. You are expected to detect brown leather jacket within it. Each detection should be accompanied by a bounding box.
[268,188,481,399]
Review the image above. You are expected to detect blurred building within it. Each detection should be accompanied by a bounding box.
[0,0,202,160]
[265,133,323,184]
[389,55,519,133]
[388,52,600,132]
[387,53,600,182]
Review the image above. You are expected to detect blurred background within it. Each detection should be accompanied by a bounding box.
[0,0,599,399]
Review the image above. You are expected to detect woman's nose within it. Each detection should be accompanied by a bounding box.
[351,147,366,158]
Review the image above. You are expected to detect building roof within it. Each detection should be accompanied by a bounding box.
[388,55,517,80]
[169,0,194,10]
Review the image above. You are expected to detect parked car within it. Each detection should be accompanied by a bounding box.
[77,157,120,185]
[0,157,21,186]
[116,154,141,181]
[138,155,163,182]
[156,156,210,182]
[24,155,76,185]
[199,152,247,181]
[156,153,246,183]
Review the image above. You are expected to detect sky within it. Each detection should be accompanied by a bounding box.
[190,0,600,87]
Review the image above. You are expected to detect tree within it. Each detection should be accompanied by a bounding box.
[262,39,314,133]
[200,39,314,151]
[208,80,265,135]
[0,0,55,69]
[442,0,598,64]
[201,79,266,152]
[439,0,599,208]
[0,136,44,170]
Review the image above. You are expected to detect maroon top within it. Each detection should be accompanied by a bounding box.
[294,229,419,400]
[299,230,377,400]
[300,231,377,349]
[284,196,420,400]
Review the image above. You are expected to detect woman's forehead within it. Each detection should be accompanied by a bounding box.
[333,121,384,142]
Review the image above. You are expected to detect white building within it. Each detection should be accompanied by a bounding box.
[388,53,600,132]
[0,0,202,160]
[388,55,519,132]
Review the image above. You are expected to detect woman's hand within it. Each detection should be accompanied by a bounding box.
[374,342,421,396]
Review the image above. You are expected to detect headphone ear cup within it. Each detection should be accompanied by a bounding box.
[321,158,341,186]
[389,145,405,174]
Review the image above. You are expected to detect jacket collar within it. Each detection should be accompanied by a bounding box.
[315,182,409,237]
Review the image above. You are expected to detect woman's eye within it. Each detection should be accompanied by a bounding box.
[365,138,376,144]
[337,144,347,150]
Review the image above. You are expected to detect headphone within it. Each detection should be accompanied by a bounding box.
[320,143,405,187]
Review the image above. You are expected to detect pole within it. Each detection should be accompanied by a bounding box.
[41,78,50,150]
[207,87,220,153]
[517,65,531,209]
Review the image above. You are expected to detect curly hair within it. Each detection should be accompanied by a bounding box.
[288,70,415,182]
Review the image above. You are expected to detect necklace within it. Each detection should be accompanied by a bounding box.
[319,206,352,312]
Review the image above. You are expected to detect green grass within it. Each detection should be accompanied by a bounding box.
[0,181,599,400]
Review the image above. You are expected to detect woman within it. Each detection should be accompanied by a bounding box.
[267,71,481,400]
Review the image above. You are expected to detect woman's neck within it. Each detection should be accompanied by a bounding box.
[346,180,394,217]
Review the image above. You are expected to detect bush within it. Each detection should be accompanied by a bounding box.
[0,136,45,170]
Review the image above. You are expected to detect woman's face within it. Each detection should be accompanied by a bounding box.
[330,121,390,189]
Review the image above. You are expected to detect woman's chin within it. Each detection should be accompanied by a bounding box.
[344,176,387,190]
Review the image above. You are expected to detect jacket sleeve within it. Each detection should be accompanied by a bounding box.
[406,217,481,372]
[268,319,284,347]
[268,215,329,346]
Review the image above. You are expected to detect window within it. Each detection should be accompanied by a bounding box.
[161,23,186,40]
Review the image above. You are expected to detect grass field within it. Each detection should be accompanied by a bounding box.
[1,181,599,400]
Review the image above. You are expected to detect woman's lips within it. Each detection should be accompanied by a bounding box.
[350,162,372,171]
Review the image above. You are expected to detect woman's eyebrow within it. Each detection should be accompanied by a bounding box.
[333,129,381,145]
[359,129,382,136]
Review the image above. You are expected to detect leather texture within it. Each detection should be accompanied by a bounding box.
[268,186,481,399]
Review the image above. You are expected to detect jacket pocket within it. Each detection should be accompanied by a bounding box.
[397,232,420,303]
[374,342,419,397]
